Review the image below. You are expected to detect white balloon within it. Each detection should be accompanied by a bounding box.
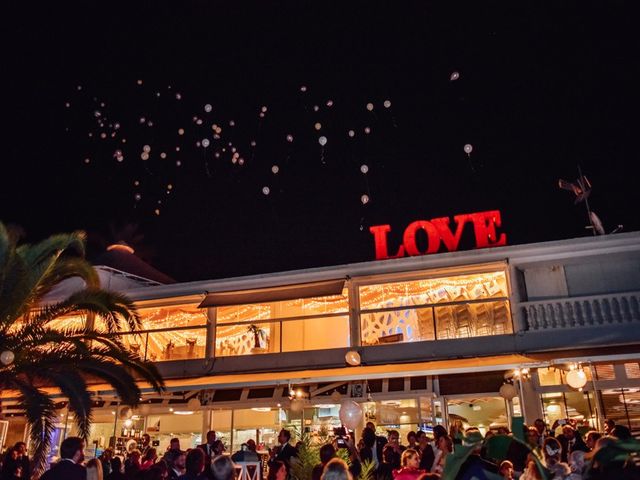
[345,351,361,366]
[187,397,201,410]
[360,165,369,174]
[314,122,322,131]
[0,350,15,365]
[262,186,270,195]
[318,136,327,146]
[566,369,587,389]
[290,398,304,412]
[118,407,132,420]
[366,103,374,111]
[383,100,392,108]
[202,139,210,148]
[140,152,149,161]
[139,404,151,416]
[499,383,518,400]
[300,86,307,92]
[348,130,355,138]
[271,165,279,174]
[464,144,473,154]
[286,134,294,142]
[364,127,371,134]
[339,401,363,430]
[204,104,212,113]
[143,145,151,153]
[450,71,460,81]
[361,194,369,205]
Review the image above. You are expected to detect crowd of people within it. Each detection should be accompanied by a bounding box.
[0,418,638,480]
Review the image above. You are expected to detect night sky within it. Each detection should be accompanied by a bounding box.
[3,2,637,281]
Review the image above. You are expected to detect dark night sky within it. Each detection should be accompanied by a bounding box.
[2,2,638,281]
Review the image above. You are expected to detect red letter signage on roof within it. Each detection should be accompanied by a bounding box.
[369,210,507,260]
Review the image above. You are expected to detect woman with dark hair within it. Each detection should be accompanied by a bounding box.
[542,437,570,479]
[107,457,126,480]
[179,448,205,480]
[320,458,352,480]
[266,460,287,480]
[210,456,235,480]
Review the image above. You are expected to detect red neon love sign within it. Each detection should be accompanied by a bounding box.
[369,210,507,260]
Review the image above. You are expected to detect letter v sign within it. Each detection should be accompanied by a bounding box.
[431,214,471,252]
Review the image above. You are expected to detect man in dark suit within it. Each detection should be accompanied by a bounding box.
[365,422,387,465]
[268,429,297,468]
[197,431,217,479]
[555,425,588,463]
[41,436,87,480]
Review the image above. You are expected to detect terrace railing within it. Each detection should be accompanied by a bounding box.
[520,291,640,331]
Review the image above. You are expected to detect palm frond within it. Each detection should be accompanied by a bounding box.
[13,379,58,479]
[33,256,100,300]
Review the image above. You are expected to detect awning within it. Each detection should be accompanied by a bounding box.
[198,278,346,308]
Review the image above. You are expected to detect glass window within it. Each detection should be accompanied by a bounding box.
[115,305,207,361]
[217,290,349,324]
[601,388,640,432]
[541,391,599,431]
[360,271,511,345]
[215,290,349,356]
[446,397,508,436]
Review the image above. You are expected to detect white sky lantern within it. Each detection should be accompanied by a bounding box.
[318,136,327,146]
[464,144,473,154]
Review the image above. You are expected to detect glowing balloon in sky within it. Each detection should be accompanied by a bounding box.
[318,136,327,146]
[464,144,473,154]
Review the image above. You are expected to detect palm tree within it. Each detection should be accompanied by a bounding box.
[0,222,164,477]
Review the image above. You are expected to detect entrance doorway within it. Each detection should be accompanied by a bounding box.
[446,396,508,436]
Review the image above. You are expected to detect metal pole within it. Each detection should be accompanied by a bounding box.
[517,377,527,423]
[588,362,603,431]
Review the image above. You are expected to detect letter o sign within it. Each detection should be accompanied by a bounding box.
[403,221,441,256]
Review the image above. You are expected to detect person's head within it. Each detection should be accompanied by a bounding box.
[111,457,123,474]
[146,462,168,480]
[418,434,429,449]
[246,439,257,452]
[365,422,376,431]
[210,455,234,480]
[320,444,337,465]
[129,450,142,465]
[9,447,19,461]
[387,430,400,445]
[186,448,205,476]
[144,448,157,462]
[167,450,186,471]
[610,424,632,440]
[87,458,104,480]
[212,440,225,455]
[437,436,453,454]
[14,442,27,456]
[382,445,396,464]
[60,436,85,463]
[206,431,217,445]
[433,425,447,441]
[534,419,546,435]
[169,438,181,450]
[604,419,615,434]
[499,460,514,478]
[526,427,540,447]
[568,450,585,473]
[406,431,417,445]
[400,449,419,469]
[321,458,352,480]
[561,425,575,440]
[278,429,291,445]
[101,449,114,461]
[585,430,602,450]
[362,428,376,448]
[543,437,562,465]
[267,460,287,480]
[142,434,151,446]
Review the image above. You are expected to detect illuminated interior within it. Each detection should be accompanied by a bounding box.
[215,290,350,356]
[359,271,512,345]
[118,305,208,361]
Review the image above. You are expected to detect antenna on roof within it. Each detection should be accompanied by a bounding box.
[586,211,605,235]
[558,165,597,235]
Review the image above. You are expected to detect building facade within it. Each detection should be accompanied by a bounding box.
[2,232,640,457]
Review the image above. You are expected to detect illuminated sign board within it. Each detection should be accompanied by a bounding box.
[369,210,506,260]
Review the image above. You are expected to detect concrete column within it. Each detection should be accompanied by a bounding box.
[347,279,361,347]
[508,264,527,333]
[520,378,543,425]
[205,307,217,358]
